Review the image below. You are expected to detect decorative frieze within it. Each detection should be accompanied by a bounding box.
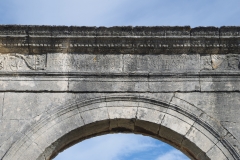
[0,53,239,73]
[0,53,46,71]
[0,25,239,54]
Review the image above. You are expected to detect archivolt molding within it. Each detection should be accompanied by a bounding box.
[2,95,239,160]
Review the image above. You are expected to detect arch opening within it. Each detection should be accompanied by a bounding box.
[48,119,198,160]
[53,133,190,160]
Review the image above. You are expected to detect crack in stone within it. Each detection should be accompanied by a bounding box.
[78,112,85,125]
[105,99,111,132]
[2,92,4,117]
[199,72,202,92]
[122,54,124,73]
[169,92,176,105]
[173,96,196,108]
[205,142,218,158]
[156,124,161,137]
[147,73,150,93]
[0,129,20,153]
[1,142,15,160]
[180,118,197,147]
[221,121,237,124]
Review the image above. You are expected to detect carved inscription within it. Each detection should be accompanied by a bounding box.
[47,53,123,72]
[124,54,200,72]
[0,53,46,71]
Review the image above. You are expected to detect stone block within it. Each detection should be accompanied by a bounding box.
[80,107,109,124]
[71,93,106,102]
[27,107,82,140]
[0,77,68,91]
[161,112,194,135]
[200,77,240,91]
[199,113,228,138]
[223,132,240,156]
[20,142,43,160]
[108,106,137,131]
[175,92,240,123]
[106,101,138,108]
[137,107,165,124]
[196,152,210,160]
[159,113,193,146]
[183,127,215,153]
[149,78,200,92]
[78,120,110,137]
[46,53,123,73]
[193,123,218,144]
[108,107,137,119]
[215,141,235,160]
[123,54,201,73]
[3,93,74,119]
[33,113,84,151]
[68,78,149,92]
[0,120,19,146]
[138,101,168,112]
[159,126,183,146]
[0,132,24,159]
[138,93,174,105]
[110,119,135,131]
[221,121,240,145]
[135,120,160,135]
[181,138,209,160]
[170,97,202,117]
[111,81,149,92]
[46,53,70,72]
[8,137,42,160]
[206,144,228,160]
[78,101,107,113]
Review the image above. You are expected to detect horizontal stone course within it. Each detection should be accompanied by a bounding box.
[0,25,239,37]
[0,25,239,54]
[0,53,239,75]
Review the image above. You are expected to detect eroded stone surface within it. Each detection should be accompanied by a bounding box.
[0,93,3,119]
[0,25,240,160]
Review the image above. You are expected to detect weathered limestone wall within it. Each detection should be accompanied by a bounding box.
[0,25,240,160]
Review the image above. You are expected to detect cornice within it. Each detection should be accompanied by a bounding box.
[0,25,239,54]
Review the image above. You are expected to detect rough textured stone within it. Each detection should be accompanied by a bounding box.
[161,113,193,136]
[175,93,240,123]
[206,144,228,160]
[0,25,240,160]
[170,96,202,117]
[137,107,165,124]
[0,93,3,119]
[81,107,109,124]
[184,127,215,153]
[2,93,74,119]
[0,77,68,91]
[200,77,240,91]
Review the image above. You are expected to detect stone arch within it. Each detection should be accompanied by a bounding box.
[2,96,238,160]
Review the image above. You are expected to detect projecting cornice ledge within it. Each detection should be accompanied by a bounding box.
[0,25,239,54]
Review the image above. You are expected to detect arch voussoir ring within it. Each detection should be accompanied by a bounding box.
[2,96,238,160]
